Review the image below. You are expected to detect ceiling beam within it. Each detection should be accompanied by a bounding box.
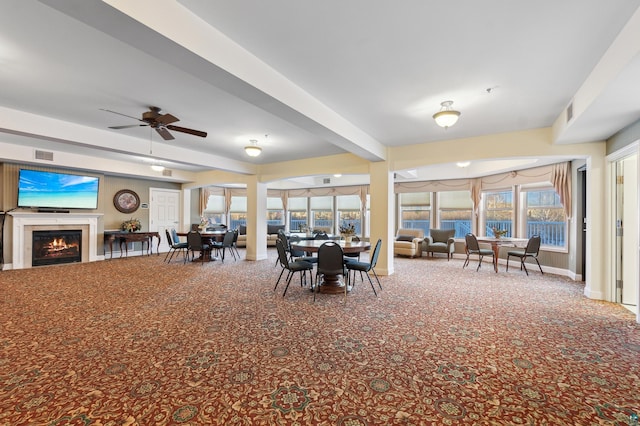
[41,0,387,162]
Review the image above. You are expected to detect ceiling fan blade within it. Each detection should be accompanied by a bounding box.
[156,113,179,125]
[100,108,144,122]
[155,127,175,140]
[167,125,207,138]
[109,124,148,129]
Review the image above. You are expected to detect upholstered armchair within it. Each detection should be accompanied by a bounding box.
[393,228,425,258]
[424,229,456,260]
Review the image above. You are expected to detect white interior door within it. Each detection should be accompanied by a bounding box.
[622,155,638,307]
[149,188,181,253]
[615,154,638,309]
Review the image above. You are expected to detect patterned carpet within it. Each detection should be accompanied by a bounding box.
[1,249,639,425]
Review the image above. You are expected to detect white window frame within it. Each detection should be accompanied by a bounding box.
[519,184,569,252]
[479,187,515,237]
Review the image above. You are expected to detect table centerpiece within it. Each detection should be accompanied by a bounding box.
[340,223,356,243]
[121,218,141,232]
[491,227,508,239]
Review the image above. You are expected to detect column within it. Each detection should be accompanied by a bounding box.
[369,161,395,276]
[246,177,268,261]
[584,152,606,300]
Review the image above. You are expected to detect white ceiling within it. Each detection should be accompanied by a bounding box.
[1,0,639,186]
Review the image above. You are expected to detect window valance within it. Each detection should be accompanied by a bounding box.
[395,161,572,217]
[198,162,572,218]
[200,184,370,214]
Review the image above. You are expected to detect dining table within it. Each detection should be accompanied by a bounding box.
[177,230,227,261]
[286,232,339,241]
[473,237,528,272]
[176,230,226,242]
[290,239,371,294]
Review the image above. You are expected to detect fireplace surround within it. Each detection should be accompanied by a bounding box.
[9,212,102,269]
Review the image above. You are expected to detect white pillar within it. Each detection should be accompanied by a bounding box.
[584,151,607,300]
[369,161,395,276]
[246,177,268,261]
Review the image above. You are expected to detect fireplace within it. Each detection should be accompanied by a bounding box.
[32,230,82,266]
[9,212,102,270]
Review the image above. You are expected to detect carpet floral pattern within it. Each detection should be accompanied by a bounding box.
[1,250,639,425]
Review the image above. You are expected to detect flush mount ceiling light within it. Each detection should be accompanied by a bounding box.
[150,164,165,172]
[433,100,461,129]
[244,139,262,157]
[456,161,471,168]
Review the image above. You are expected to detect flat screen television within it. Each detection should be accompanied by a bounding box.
[17,169,100,210]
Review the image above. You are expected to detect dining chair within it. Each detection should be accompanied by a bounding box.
[288,234,317,264]
[314,241,348,302]
[506,235,543,275]
[164,228,188,263]
[186,231,211,265]
[212,230,236,262]
[343,235,361,263]
[275,239,314,297]
[274,230,288,267]
[231,229,241,259]
[345,238,382,296]
[463,233,495,272]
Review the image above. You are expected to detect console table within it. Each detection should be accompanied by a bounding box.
[104,231,160,258]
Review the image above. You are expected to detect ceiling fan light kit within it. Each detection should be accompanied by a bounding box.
[103,106,207,140]
[433,100,460,128]
[244,140,262,157]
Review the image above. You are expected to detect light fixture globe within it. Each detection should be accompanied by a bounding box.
[433,100,461,128]
[244,139,262,157]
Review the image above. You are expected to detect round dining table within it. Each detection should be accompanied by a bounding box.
[177,230,227,261]
[473,236,528,272]
[290,240,371,294]
[177,230,226,241]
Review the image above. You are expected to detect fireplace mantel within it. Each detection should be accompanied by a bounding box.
[9,212,103,270]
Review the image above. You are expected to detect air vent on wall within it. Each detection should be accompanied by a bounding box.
[323,178,331,184]
[162,169,172,177]
[34,149,54,161]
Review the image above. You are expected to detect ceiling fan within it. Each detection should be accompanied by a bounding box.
[101,106,207,140]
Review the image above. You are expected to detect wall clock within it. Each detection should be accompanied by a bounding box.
[113,189,140,214]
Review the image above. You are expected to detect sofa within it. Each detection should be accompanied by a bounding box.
[236,224,284,248]
[312,226,332,234]
[393,228,424,258]
[424,228,456,260]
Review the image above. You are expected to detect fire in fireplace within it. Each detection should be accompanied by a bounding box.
[32,230,82,266]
